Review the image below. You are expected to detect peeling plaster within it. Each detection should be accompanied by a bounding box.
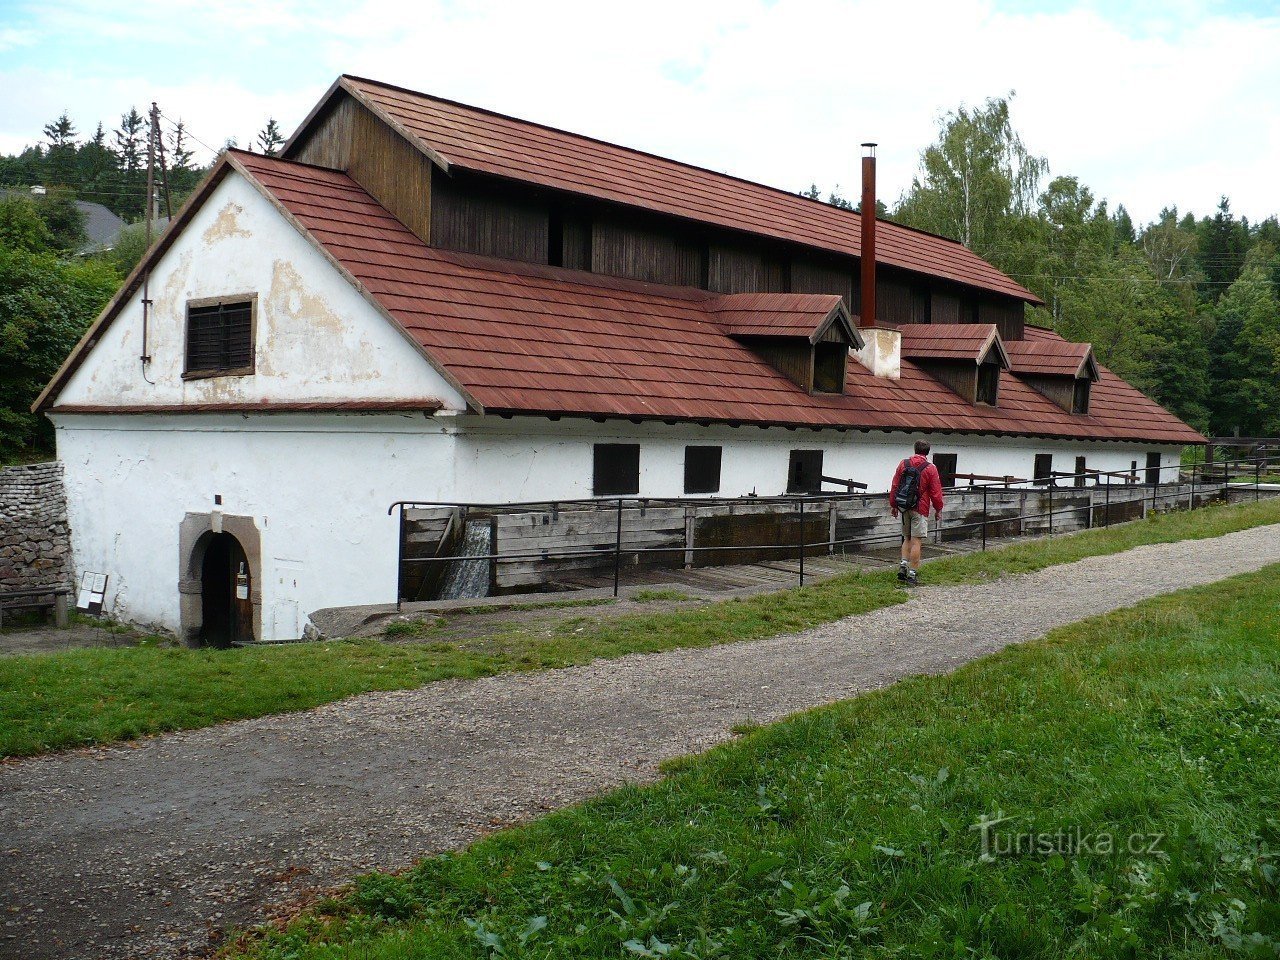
[201,201,252,244]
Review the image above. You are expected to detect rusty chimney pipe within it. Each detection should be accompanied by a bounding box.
[859,142,877,329]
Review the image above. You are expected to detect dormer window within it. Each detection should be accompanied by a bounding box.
[976,360,1000,406]
[710,293,862,396]
[812,342,848,393]
[1005,339,1100,415]
[897,323,1009,408]
[1072,377,1091,415]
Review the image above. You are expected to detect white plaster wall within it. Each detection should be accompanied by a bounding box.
[54,172,467,410]
[54,412,459,640]
[53,409,1180,641]
[450,417,1183,500]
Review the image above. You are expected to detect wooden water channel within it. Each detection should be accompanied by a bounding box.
[393,454,1279,603]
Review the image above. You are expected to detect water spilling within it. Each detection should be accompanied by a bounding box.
[437,518,492,600]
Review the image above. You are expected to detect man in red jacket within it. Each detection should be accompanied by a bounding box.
[889,440,945,586]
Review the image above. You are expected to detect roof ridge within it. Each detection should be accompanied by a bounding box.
[340,74,982,253]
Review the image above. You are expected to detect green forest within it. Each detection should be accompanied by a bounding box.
[1,98,1277,464]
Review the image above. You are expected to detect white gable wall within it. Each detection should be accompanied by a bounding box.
[54,171,467,409]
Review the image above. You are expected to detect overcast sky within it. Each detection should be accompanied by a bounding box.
[1,0,1277,226]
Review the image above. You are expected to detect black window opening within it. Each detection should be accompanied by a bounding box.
[787,449,823,494]
[593,443,640,496]
[1145,452,1162,487]
[933,453,958,488]
[812,343,847,394]
[186,301,253,375]
[683,445,722,494]
[1072,377,1091,415]
[976,362,1000,406]
[1034,453,1053,486]
[1075,455,1087,488]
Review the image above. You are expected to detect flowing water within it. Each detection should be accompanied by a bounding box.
[437,518,492,600]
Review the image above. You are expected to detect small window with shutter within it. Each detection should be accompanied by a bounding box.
[593,443,640,496]
[185,297,255,377]
[933,453,958,488]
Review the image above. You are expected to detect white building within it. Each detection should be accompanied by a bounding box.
[34,76,1202,643]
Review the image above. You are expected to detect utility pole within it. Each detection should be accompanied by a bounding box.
[145,102,159,248]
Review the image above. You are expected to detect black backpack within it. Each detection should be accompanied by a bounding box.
[895,458,926,511]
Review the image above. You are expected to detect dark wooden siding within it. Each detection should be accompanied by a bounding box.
[707,243,789,294]
[290,94,355,170]
[1021,373,1075,411]
[876,275,930,325]
[790,254,853,307]
[289,95,432,244]
[918,360,977,404]
[931,290,961,325]
[980,295,1025,341]
[349,101,433,244]
[431,171,548,263]
[751,341,812,390]
[592,216,704,286]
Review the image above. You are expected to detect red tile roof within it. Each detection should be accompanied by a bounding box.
[707,293,851,342]
[295,76,1042,306]
[1006,337,1097,379]
[898,324,1007,366]
[232,152,1202,445]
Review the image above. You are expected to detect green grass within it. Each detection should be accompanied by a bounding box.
[3,497,1280,759]
[229,567,1280,960]
[631,589,693,603]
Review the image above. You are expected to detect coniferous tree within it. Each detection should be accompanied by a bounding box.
[1196,197,1250,301]
[41,111,78,187]
[256,118,285,157]
[114,108,147,220]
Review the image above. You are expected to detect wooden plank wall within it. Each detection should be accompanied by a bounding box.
[980,295,1026,341]
[349,102,434,244]
[791,254,854,307]
[1020,373,1075,411]
[431,172,549,263]
[876,275,930,325]
[917,360,978,403]
[707,244,789,294]
[290,94,355,170]
[592,216,704,286]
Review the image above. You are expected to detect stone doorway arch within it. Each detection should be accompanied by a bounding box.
[179,513,261,646]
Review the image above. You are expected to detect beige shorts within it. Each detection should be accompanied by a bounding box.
[901,510,928,540]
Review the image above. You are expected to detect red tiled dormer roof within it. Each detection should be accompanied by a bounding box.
[224,152,1200,445]
[899,323,1009,367]
[1006,337,1099,380]
[706,293,855,344]
[285,76,1042,306]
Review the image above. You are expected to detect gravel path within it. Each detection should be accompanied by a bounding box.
[4,524,1280,960]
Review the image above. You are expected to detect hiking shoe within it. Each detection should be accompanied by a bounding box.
[897,563,909,582]
[905,570,919,587]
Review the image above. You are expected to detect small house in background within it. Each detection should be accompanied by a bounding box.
[33,76,1203,642]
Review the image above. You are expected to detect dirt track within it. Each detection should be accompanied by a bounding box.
[4,524,1280,960]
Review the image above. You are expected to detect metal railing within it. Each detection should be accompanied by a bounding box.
[388,451,1280,605]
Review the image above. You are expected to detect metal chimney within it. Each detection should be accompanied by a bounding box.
[859,142,877,329]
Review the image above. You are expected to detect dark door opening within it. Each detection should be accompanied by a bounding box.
[200,532,252,647]
[1145,452,1162,487]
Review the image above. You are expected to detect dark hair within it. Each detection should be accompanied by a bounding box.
[914,440,931,455]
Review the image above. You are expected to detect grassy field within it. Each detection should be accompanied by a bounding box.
[230,566,1280,960]
[2,496,1279,758]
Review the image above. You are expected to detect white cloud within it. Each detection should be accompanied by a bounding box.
[1,0,1277,224]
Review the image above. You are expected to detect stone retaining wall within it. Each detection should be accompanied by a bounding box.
[0,461,73,592]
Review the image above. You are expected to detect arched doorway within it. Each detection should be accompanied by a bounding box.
[200,532,253,647]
